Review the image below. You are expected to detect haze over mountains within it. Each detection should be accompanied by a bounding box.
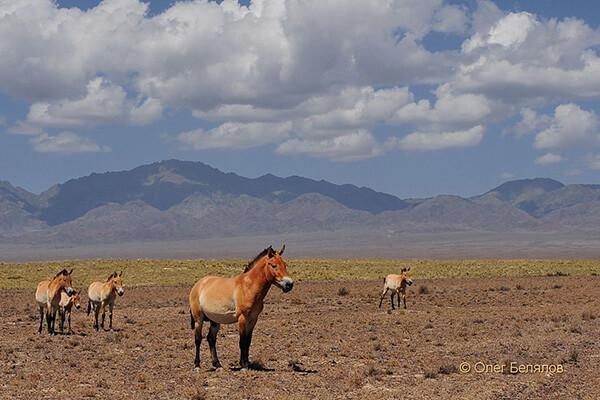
[1,160,600,260]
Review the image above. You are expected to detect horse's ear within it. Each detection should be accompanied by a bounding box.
[277,244,285,256]
[267,246,275,258]
[119,271,122,277]
[407,267,411,271]
[401,268,406,272]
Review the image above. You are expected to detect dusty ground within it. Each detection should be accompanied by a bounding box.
[1,276,599,399]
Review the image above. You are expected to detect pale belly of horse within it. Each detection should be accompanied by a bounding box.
[201,299,238,324]
[203,308,238,324]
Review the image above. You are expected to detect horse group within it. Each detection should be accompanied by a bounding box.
[35,269,124,335]
[34,245,413,371]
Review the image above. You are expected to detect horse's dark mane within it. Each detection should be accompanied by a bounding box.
[106,272,117,282]
[245,247,272,273]
[54,269,69,278]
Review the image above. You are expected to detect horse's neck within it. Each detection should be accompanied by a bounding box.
[243,263,271,302]
[103,282,115,296]
[48,278,63,300]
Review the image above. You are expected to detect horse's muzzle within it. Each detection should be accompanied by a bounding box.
[118,289,124,296]
[75,304,81,309]
[407,280,413,286]
[65,287,75,296]
[278,278,294,293]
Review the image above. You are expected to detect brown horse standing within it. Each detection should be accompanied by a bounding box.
[189,245,293,371]
[35,269,75,335]
[379,268,413,310]
[59,290,81,334]
[87,272,124,331]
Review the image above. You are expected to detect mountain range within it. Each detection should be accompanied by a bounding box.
[2,160,600,248]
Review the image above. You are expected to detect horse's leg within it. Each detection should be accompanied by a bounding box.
[100,302,106,330]
[397,291,401,310]
[108,302,114,331]
[390,292,395,310]
[193,316,204,371]
[403,291,407,309]
[67,309,72,333]
[38,306,44,334]
[94,303,100,331]
[238,315,257,369]
[45,304,53,335]
[51,308,57,335]
[59,309,64,334]
[46,310,52,334]
[207,321,222,369]
[378,288,389,308]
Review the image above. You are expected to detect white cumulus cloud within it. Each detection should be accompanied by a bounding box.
[29,132,110,153]
[21,77,162,129]
[534,104,600,149]
[1,0,600,160]
[586,154,600,170]
[276,130,391,162]
[535,153,563,165]
[397,125,485,151]
[176,121,292,150]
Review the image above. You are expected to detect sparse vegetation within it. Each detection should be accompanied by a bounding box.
[438,363,458,375]
[189,388,206,400]
[419,285,431,294]
[547,271,569,277]
[1,258,599,289]
[2,259,600,398]
[582,311,596,321]
[337,287,349,296]
[569,349,579,363]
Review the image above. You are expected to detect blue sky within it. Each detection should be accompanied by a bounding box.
[1,0,600,198]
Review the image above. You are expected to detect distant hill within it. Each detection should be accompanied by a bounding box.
[1,160,600,247]
[38,160,407,226]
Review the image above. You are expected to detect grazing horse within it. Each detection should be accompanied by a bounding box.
[87,272,124,331]
[59,290,81,334]
[189,245,293,371]
[379,268,413,310]
[35,269,75,335]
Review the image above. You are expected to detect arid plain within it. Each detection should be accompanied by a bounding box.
[1,259,599,399]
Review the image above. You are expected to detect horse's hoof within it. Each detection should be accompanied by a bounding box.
[193,367,201,373]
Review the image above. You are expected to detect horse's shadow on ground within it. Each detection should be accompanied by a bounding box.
[289,362,317,374]
[229,361,275,372]
[228,361,317,374]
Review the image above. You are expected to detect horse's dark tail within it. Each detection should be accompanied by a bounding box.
[383,277,386,284]
[190,310,194,330]
[87,300,91,316]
